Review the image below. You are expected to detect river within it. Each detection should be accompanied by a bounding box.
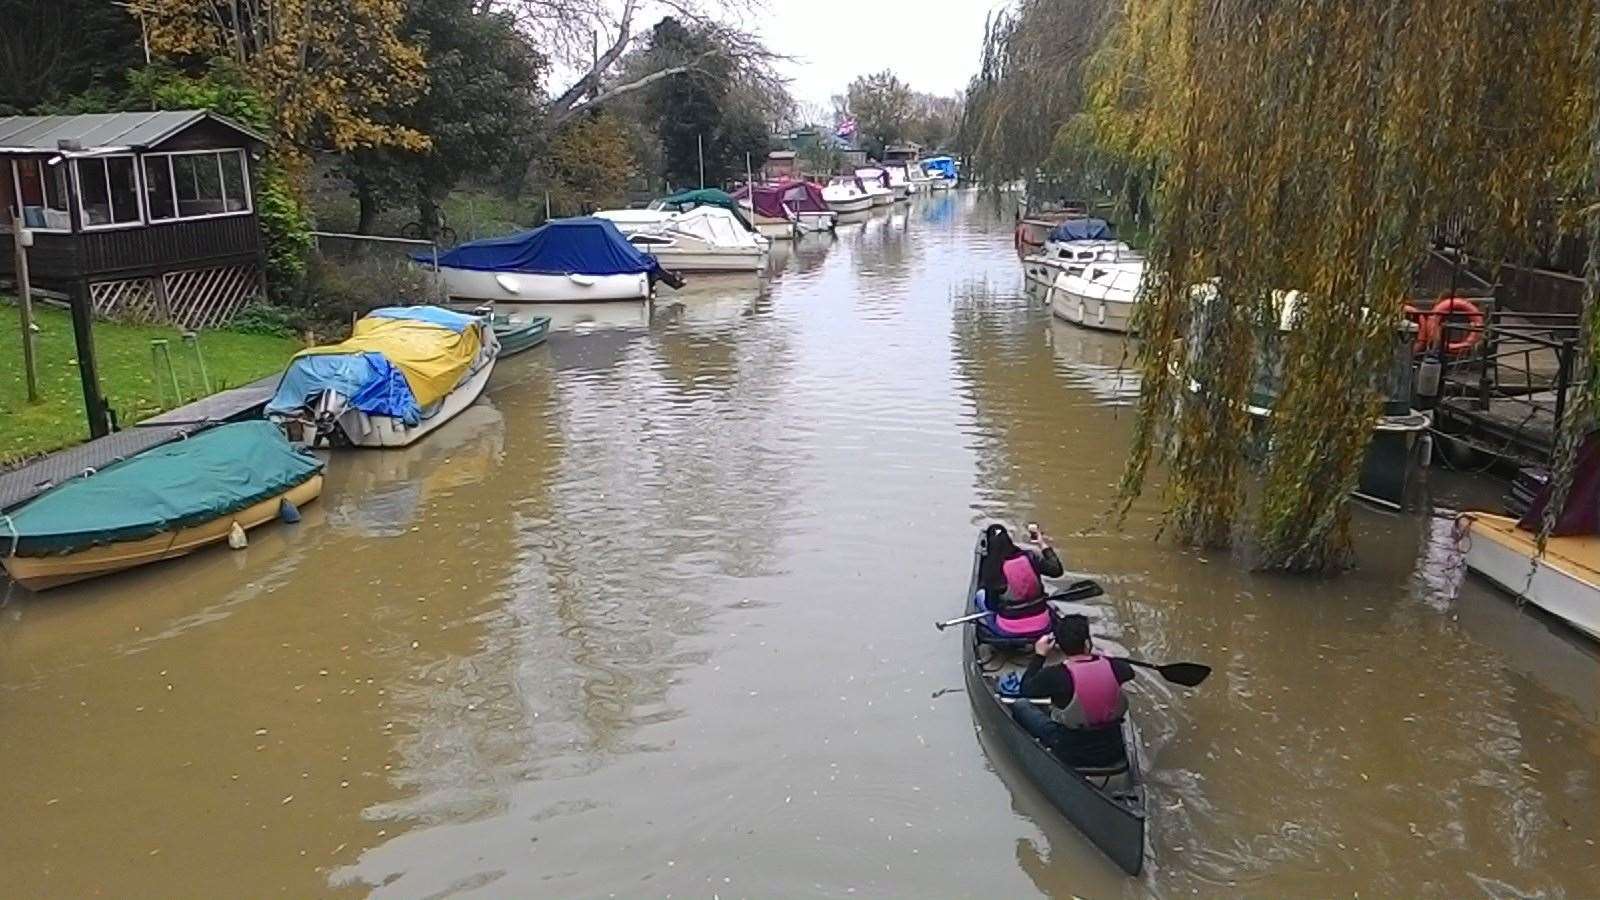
[2,194,1597,897]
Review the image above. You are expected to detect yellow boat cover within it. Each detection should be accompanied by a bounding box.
[297,316,482,409]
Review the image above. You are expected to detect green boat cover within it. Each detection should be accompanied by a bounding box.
[4,421,323,557]
[658,189,756,230]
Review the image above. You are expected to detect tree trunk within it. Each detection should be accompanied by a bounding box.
[416,190,440,240]
[355,175,380,235]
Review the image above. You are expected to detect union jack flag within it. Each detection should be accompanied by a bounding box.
[836,115,857,139]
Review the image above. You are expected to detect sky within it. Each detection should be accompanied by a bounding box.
[754,0,1002,116]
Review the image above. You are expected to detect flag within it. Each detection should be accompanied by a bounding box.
[836,115,857,139]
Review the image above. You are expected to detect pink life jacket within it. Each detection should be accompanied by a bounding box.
[1000,553,1043,604]
[1050,655,1128,730]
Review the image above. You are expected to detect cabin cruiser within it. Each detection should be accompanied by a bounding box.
[627,206,769,272]
[1050,259,1145,334]
[922,156,958,190]
[855,167,896,207]
[883,165,911,201]
[734,181,835,235]
[822,176,874,214]
[1023,219,1137,292]
[595,189,753,236]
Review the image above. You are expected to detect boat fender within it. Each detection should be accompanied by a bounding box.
[227,521,248,550]
[279,497,302,524]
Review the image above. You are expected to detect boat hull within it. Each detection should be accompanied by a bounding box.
[643,248,768,272]
[796,210,837,232]
[868,190,894,208]
[333,354,496,448]
[3,476,324,591]
[494,316,551,358]
[434,264,650,303]
[1051,285,1136,334]
[1462,513,1600,641]
[891,184,910,202]
[959,541,1147,876]
[825,195,872,214]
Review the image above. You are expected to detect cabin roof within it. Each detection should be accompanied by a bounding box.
[0,110,265,155]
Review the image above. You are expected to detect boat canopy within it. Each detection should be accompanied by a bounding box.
[662,207,764,249]
[658,189,756,230]
[1048,218,1114,242]
[855,167,890,187]
[267,306,487,425]
[4,421,323,556]
[778,181,829,213]
[422,218,662,277]
[922,156,957,178]
[1519,431,1600,535]
[733,182,827,217]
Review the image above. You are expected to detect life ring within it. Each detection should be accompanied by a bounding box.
[1412,297,1484,356]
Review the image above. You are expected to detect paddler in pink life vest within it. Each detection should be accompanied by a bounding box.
[977,523,1065,636]
[1012,613,1135,769]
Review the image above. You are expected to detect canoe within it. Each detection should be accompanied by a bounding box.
[494,315,551,358]
[960,536,1147,875]
[1,422,324,591]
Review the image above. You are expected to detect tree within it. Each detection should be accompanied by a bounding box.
[343,0,544,235]
[541,112,635,215]
[846,70,913,158]
[133,0,429,174]
[642,18,777,189]
[0,0,142,113]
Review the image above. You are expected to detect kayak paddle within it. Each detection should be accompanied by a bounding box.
[934,579,1105,630]
[1119,658,1211,687]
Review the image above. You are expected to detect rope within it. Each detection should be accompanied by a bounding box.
[1,514,18,558]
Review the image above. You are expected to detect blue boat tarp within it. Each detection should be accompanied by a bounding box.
[1048,218,1114,242]
[266,352,422,425]
[366,305,480,333]
[419,217,661,277]
[922,157,957,178]
[6,421,324,556]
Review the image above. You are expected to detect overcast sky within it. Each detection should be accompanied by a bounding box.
[755,1,1002,114]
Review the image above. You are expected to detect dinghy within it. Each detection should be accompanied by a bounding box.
[266,306,498,449]
[1,422,324,591]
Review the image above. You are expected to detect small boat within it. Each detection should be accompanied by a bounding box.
[419,217,676,303]
[492,314,551,357]
[0,421,324,591]
[1021,219,1129,291]
[822,177,874,214]
[266,306,499,449]
[728,185,799,240]
[1457,432,1600,641]
[855,167,896,207]
[922,156,958,190]
[1051,259,1146,334]
[733,182,835,236]
[884,165,911,201]
[628,206,770,272]
[959,533,1147,875]
[595,189,758,236]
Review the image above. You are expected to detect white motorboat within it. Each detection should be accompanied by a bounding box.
[422,217,667,303]
[627,206,769,272]
[855,168,896,207]
[267,306,499,449]
[1458,512,1600,642]
[1050,259,1145,334]
[884,165,911,201]
[1024,240,1138,293]
[593,206,675,235]
[823,178,874,214]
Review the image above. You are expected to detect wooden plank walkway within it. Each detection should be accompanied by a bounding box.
[0,373,281,514]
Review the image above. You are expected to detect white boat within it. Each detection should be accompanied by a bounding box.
[1459,513,1600,642]
[855,168,896,207]
[906,164,934,194]
[1024,240,1138,293]
[884,166,911,201]
[822,178,874,215]
[423,217,665,304]
[267,306,499,449]
[627,207,769,272]
[1050,259,1145,334]
[593,207,674,235]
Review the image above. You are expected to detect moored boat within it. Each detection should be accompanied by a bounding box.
[822,176,874,214]
[1021,218,1128,291]
[627,206,769,272]
[1050,259,1145,334]
[922,155,958,190]
[419,217,678,303]
[266,306,499,449]
[959,533,1148,875]
[732,182,828,237]
[1457,432,1600,641]
[0,421,324,591]
[595,189,757,236]
[855,167,896,207]
[492,314,551,358]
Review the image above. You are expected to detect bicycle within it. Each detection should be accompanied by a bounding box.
[399,210,458,247]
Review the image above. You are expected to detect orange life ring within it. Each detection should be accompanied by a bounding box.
[1412,297,1484,356]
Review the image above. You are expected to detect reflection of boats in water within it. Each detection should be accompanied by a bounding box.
[512,300,651,332]
[655,279,761,326]
[325,403,506,538]
[1048,320,1141,407]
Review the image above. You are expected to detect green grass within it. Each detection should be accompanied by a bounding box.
[0,301,301,465]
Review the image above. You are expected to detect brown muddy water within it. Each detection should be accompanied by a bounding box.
[2,195,1597,898]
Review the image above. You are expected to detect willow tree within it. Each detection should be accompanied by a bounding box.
[1093,0,1599,571]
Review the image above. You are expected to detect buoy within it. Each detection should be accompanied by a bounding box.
[228,522,248,549]
[279,497,302,524]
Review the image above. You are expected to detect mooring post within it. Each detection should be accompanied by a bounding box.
[10,214,39,403]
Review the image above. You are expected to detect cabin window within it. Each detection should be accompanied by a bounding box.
[144,149,252,222]
[12,157,71,231]
[77,155,142,228]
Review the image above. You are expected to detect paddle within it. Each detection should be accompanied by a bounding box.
[934,578,1105,631]
[1117,658,1211,688]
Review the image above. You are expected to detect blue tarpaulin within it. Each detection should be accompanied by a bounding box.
[265,352,422,425]
[922,156,957,179]
[417,218,661,277]
[1048,218,1114,242]
[366,305,480,333]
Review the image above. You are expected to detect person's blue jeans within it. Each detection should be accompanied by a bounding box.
[1011,700,1069,751]
[1011,701,1127,768]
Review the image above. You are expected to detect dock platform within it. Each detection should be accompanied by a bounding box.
[0,374,281,514]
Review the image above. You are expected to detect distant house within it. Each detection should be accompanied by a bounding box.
[0,110,268,329]
[884,143,922,163]
[783,129,868,175]
[763,150,798,181]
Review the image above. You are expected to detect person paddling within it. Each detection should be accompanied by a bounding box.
[977,523,1064,636]
[1011,613,1134,769]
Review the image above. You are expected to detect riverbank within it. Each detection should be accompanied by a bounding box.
[0,301,300,466]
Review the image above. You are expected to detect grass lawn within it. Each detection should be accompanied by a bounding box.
[1,301,301,466]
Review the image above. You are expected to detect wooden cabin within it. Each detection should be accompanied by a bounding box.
[0,110,268,328]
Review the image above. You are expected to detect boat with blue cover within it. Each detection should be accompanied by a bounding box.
[266,305,498,448]
[0,421,324,590]
[417,217,682,304]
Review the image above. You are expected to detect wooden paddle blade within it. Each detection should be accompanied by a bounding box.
[1158,662,1211,687]
[1048,579,1105,602]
